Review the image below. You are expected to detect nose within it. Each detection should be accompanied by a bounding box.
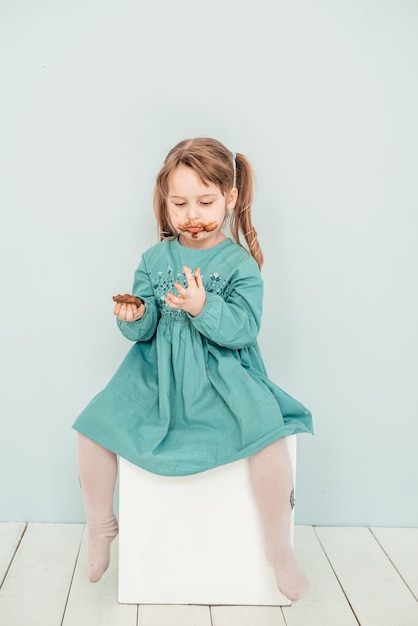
[187,203,200,220]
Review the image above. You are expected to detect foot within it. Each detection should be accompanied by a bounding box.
[87,516,119,582]
[270,549,310,601]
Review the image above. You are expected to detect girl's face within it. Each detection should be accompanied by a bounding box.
[167,165,237,249]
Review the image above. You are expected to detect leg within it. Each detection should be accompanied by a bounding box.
[249,438,310,601]
[77,433,119,582]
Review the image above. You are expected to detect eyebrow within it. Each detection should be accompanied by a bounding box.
[169,193,218,199]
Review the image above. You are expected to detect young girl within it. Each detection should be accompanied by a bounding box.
[73,137,313,601]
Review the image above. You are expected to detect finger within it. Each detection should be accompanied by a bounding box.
[126,303,137,321]
[132,304,143,320]
[122,303,131,320]
[116,302,127,320]
[173,281,185,297]
[165,292,179,308]
[183,266,195,286]
[194,267,203,288]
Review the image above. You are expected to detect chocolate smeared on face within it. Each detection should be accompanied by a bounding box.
[177,221,218,238]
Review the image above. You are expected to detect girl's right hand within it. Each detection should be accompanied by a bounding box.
[113,302,145,322]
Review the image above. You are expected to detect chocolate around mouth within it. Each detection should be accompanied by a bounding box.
[178,221,218,238]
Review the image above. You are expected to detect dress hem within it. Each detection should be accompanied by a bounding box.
[72,422,311,477]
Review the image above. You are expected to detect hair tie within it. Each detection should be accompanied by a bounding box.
[231,152,237,187]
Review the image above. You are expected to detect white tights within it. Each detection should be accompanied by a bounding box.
[249,438,310,600]
[77,434,309,599]
[77,434,118,582]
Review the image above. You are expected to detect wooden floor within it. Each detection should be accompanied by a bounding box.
[0,524,417,626]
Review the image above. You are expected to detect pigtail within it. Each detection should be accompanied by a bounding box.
[229,153,264,269]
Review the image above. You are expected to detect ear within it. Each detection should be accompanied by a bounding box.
[226,187,238,211]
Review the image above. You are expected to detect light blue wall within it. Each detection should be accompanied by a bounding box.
[1,0,417,526]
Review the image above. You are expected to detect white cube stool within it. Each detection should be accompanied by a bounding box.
[118,436,296,606]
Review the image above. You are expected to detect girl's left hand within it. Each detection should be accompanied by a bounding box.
[165,266,206,317]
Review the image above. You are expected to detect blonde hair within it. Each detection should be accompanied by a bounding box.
[153,137,264,268]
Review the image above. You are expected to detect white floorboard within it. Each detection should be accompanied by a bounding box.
[62,527,137,626]
[315,526,418,626]
[211,605,285,626]
[0,523,83,626]
[0,522,25,586]
[138,604,212,626]
[371,527,418,601]
[281,526,359,626]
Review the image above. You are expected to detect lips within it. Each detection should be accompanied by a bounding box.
[185,226,204,239]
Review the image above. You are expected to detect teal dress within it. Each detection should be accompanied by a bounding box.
[73,237,313,475]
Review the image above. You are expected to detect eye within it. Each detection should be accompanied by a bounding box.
[174,202,186,207]
[200,201,213,206]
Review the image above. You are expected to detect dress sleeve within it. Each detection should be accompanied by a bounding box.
[189,258,263,350]
[116,255,160,342]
